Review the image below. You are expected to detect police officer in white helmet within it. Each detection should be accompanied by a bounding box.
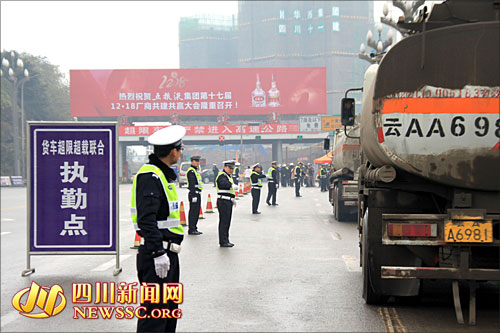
[131,125,185,332]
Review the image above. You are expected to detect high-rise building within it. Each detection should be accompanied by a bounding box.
[179,15,239,68]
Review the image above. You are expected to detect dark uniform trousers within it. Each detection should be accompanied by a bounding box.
[295,178,301,197]
[217,198,233,244]
[320,177,328,191]
[251,188,261,213]
[266,182,277,204]
[137,248,180,333]
[188,192,201,232]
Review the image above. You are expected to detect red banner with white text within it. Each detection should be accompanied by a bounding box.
[119,124,304,136]
[70,68,326,117]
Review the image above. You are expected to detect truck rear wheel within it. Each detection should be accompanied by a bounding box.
[361,209,387,304]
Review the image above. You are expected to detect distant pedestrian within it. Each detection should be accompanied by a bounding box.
[266,161,279,206]
[294,162,303,197]
[212,164,219,187]
[320,164,329,192]
[187,155,203,235]
[244,166,252,182]
[250,163,266,214]
[216,160,238,247]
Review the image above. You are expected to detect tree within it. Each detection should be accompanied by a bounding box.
[1,50,70,176]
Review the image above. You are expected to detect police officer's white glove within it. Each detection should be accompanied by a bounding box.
[153,253,170,279]
[233,200,237,207]
[232,184,238,190]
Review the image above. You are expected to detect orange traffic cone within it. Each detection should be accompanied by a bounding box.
[130,232,141,249]
[180,201,187,225]
[199,205,205,219]
[239,185,243,196]
[235,189,239,200]
[206,194,214,213]
[246,182,250,194]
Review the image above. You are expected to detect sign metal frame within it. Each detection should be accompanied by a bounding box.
[23,121,121,277]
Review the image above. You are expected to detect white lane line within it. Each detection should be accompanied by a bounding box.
[91,254,131,272]
[1,310,20,328]
[1,218,15,222]
[330,232,342,240]
[1,232,12,236]
[342,254,361,272]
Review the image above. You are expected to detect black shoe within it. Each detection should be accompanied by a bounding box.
[188,231,203,235]
[252,211,261,214]
[272,203,279,206]
[266,202,271,206]
[296,195,302,197]
[220,243,234,247]
[228,242,235,246]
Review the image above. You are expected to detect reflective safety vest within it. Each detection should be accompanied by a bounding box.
[250,171,263,187]
[216,171,235,196]
[130,164,184,235]
[186,166,203,191]
[267,167,276,182]
[294,166,301,178]
[320,168,328,178]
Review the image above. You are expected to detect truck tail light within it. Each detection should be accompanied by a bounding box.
[388,223,437,237]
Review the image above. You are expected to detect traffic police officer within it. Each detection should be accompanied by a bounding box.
[266,161,279,206]
[131,125,185,333]
[250,163,266,214]
[186,155,203,235]
[294,162,303,197]
[320,164,329,192]
[216,160,238,247]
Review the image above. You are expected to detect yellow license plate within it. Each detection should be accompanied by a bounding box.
[444,221,493,243]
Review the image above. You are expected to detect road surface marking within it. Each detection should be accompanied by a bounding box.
[1,232,12,236]
[1,218,15,222]
[1,311,20,328]
[330,232,342,240]
[120,218,130,222]
[91,254,131,272]
[378,307,407,333]
[342,255,361,272]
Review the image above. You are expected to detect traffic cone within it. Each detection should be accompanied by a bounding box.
[206,194,214,213]
[239,185,243,196]
[199,205,205,219]
[235,189,239,200]
[180,201,187,225]
[130,232,141,249]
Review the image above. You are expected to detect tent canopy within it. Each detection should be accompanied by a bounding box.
[314,151,333,164]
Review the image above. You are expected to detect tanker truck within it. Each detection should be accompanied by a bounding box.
[340,0,500,324]
[328,125,361,222]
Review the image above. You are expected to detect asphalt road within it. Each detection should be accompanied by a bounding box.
[1,183,499,332]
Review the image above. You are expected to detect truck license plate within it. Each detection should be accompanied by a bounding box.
[444,221,493,243]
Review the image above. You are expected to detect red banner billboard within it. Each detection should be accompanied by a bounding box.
[70,68,326,117]
[119,123,303,136]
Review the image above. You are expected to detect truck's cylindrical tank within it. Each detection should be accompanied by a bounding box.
[332,126,361,173]
[360,22,500,191]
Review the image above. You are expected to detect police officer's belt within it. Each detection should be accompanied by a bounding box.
[251,186,261,189]
[139,238,181,254]
[217,195,235,202]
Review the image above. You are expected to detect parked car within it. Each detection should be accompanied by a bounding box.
[201,169,215,184]
[177,162,191,187]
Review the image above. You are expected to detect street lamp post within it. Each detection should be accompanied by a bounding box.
[1,51,30,178]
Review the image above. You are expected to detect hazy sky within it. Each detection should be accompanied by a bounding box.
[1,1,395,80]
